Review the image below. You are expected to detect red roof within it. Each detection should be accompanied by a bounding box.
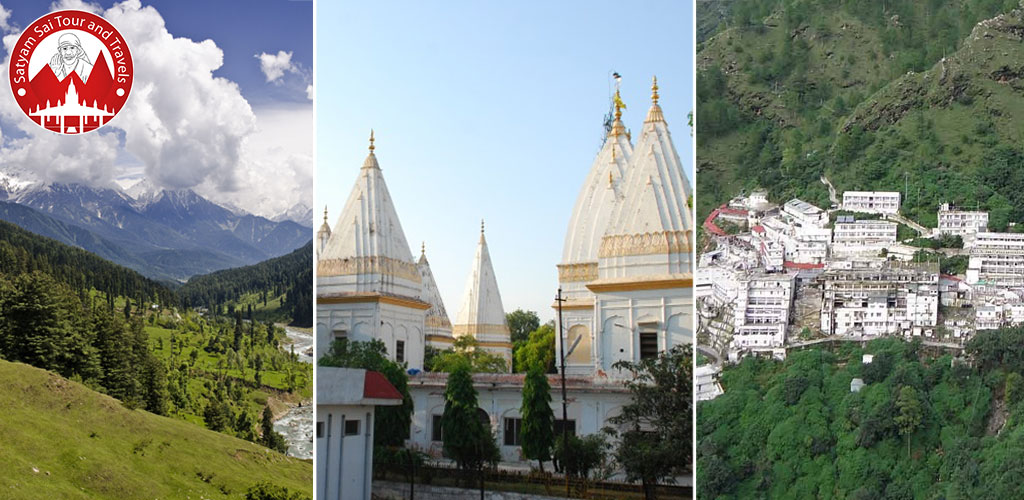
[363,370,403,400]
[719,207,749,216]
[784,261,825,270]
[703,208,726,236]
[751,225,765,233]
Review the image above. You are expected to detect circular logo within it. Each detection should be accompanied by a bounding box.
[8,10,133,134]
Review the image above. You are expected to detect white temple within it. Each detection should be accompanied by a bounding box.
[316,78,693,465]
[452,221,513,366]
[316,131,430,369]
[558,77,693,376]
[418,243,454,349]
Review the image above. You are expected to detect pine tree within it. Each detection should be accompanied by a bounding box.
[441,361,498,474]
[0,272,74,373]
[521,363,555,472]
[260,405,287,453]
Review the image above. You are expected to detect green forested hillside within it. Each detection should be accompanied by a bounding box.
[698,335,1024,499]
[697,0,1023,231]
[179,242,313,327]
[0,218,175,306]
[0,360,310,500]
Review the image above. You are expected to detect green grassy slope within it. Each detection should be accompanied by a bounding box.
[0,360,311,500]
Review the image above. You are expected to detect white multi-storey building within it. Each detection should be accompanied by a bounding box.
[820,260,939,336]
[976,306,1002,331]
[783,198,828,227]
[833,220,898,245]
[730,273,794,350]
[937,203,988,237]
[842,191,901,214]
[966,232,1024,286]
[696,364,724,401]
[760,215,831,264]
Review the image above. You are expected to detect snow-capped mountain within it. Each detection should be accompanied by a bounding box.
[272,202,314,226]
[0,179,310,282]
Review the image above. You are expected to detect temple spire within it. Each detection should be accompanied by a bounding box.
[610,89,627,137]
[323,205,328,224]
[362,129,380,169]
[645,76,665,123]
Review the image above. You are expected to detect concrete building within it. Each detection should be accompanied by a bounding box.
[760,215,831,264]
[317,367,403,500]
[976,305,1002,331]
[820,260,939,336]
[842,191,901,215]
[967,232,1024,287]
[730,273,794,350]
[406,372,630,463]
[696,364,724,401]
[783,198,828,227]
[833,220,898,245]
[937,203,988,237]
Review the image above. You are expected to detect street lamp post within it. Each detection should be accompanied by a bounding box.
[555,288,569,498]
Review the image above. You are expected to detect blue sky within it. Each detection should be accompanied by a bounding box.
[2,0,312,105]
[316,1,695,322]
[0,0,313,217]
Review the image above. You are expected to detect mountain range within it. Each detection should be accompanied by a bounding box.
[0,176,311,284]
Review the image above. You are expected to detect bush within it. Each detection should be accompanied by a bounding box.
[245,481,310,500]
[553,434,610,479]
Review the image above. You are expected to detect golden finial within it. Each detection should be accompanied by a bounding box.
[651,76,659,105]
[421,241,426,256]
[481,219,485,234]
[369,129,375,152]
[608,171,614,186]
[323,205,328,224]
[613,89,625,120]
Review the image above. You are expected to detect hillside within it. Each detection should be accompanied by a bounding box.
[0,217,174,306]
[179,242,313,327]
[696,0,1022,229]
[698,334,1024,499]
[0,360,310,500]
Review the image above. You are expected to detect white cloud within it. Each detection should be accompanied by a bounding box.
[305,84,313,101]
[196,104,313,218]
[0,3,14,34]
[256,50,294,83]
[50,0,102,15]
[0,0,311,215]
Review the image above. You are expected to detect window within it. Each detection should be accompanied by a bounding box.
[333,329,347,343]
[639,330,658,360]
[431,415,443,442]
[503,418,522,446]
[396,340,405,363]
[554,419,576,437]
[344,419,360,436]
[316,421,324,439]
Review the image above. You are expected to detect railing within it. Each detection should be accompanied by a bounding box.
[375,462,691,499]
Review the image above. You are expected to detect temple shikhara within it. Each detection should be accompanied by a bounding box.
[316,78,693,463]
